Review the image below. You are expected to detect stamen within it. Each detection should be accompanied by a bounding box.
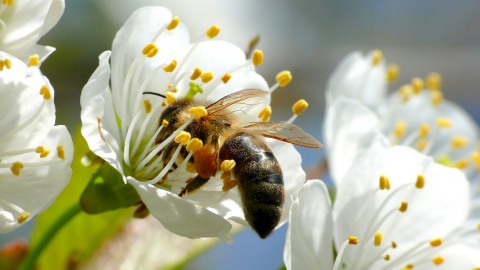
[221,160,236,172]
[398,85,413,103]
[39,85,52,100]
[348,236,359,245]
[189,106,208,120]
[258,106,272,122]
[450,135,468,149]
[162,119,169,127]
[10,162,24,176]
[292,99,309,115]
[165,91,177,105]
[387,64,399,82]
[374,231,383,246]
[398,201,408,212]
[221,73,232,84]
[206,25,220,39]
[252,50,264,66]
[142,43,159,58]
[2,0,14,6]
[174,131,191,145]
[429,238,443,247]
[384,254,390,261]
[28,54,40,67]
[186,138,203,153]
[411,77,424,94]
[163,59,177,72]
[392,241,397,248]
[0,60,4,71]
[471,151,480,169]
[4,58,11,69]
[166,16,180,30]
[426,72,442,91]
[17,212,30,223]
[432,256,444,265]
[416,175,425,189]
[379,175,391,190]
[371,50,383,66]
[35,146,50,158]
[435,118,452,128]
[393,120,407,139]
[190,67,202,80]
[455,159,469,169]
[142,99,152,113]
[57,145,65,160]
[431,90,443,107]
[418,123,430,138]
[417,138,428,151]
[200,72,214,83]
[275,70,292,87]
[404,264,414,269]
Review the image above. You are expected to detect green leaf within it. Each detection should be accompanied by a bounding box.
[29,127,135,270]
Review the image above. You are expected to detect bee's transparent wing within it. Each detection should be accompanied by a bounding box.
[243,122,322,148]
[206,89,269,116]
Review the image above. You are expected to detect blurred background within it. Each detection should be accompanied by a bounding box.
[3,0,480,269]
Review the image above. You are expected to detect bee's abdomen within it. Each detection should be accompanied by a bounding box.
[219,133,284,239]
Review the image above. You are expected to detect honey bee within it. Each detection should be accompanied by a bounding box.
[146,89,321,239]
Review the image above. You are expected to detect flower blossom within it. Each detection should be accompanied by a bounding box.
[81,6,306,240]
[0,0,65,62]
[324,50,479,186]
[285,138,480,270]
[0,52,73,233]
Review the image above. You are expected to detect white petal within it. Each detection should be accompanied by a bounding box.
[80,51,125,179]
[129,178,232,241]
[0,126,72,233]
[284,180,333,270]
[324,97,385,186]
[420,244,480,270]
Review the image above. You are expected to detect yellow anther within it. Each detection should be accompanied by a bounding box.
[162,119,169,127]
[258,106,272,122]
[429,238,443,247]
[167,83,173,89]
[166,16,180,30]
[392,241,397,248]
[190,67,202,80]
[221,73,232,84]
[451,135,469,149]
[426,72,442,91]
[417,138,428,151]
[163,59,177,72]
[161,101,167,107]
[455,159,469,169]
[28,54,40,67]
[174,131,191,145]
[186,162,197,173]
[0,60,4,71]
[172,87,178,93]
[398,85,413,103]
[477,223,480,232]
[200,71,214,83]
[276,70,292,87]
[416,175,425,189]
[57,145,65,160]
[2,0,14,6]
[17,212,30,224]
[431,89,443,107]
[419,123,430,138]
[371,50,383,66]
[399,201,408,212]
[189,106,208,120]
[374,231,383,246]
[292,99,309,115]
[186,138,203,153]
[4,58,11,69]
[165,91,176,105]
[393,120,407,139]
[252,50,264,66]
[36,146,50,158]
[432,256,444,265]
[206,25,220,39]
[436,117,452,128]
[471,151,480,168]
[404,264,414,269]
[379,175,391,190]
[142,43,159,58]
[411,77,424,94]
[221,159,236,172]
[348,236,359,245]
[142,99,152,113]
[39,85,51,100]
[11,162,24,176]
[384,254,390,261]
[386,64,399,82]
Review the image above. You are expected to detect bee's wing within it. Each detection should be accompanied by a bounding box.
[243,121,322,148]
[206,89,269,116]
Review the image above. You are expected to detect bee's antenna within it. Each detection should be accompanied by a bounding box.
[143,91,166,98]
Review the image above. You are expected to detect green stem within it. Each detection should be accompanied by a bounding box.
[19,204,82,270]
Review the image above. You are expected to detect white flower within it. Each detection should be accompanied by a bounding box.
[0,52,72,233]
[285,140,480,270]
[324,51,479,185]
[0,0,65,62]
[80,6,306,240]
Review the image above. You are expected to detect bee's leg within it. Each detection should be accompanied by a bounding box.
[220,171,238,192]
[178,176,210,197]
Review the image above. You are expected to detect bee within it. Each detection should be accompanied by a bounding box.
[146,89,321,239]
